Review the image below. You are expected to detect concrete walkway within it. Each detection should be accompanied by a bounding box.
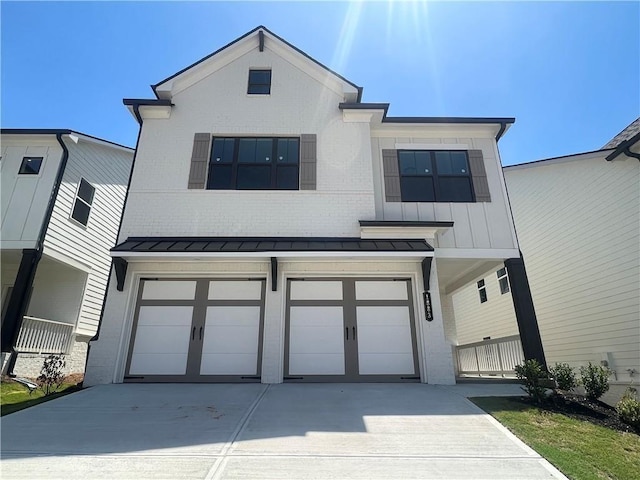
[1,383,566,479]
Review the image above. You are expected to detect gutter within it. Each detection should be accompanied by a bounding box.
[2,133,70,374]
[495,121,508,142]
[605,131,640,161]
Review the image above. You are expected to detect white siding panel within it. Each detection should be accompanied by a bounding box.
[0,141,63,245]
[454,153,639,384]
[43,140,133,336]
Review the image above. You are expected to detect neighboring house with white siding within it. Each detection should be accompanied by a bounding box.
[453,118,640,401]
[1,129,134,377]
[84,26,545,387]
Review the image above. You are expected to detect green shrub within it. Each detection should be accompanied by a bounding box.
[37,354,66,396]
[616,388,640,430]
[580,363,610,400]
[514,359,549,404]
[549,362,577,391]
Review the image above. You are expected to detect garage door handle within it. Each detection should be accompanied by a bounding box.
[199,326,203,340]
[192,327,195,340]
[353,326,356,340]
[345,327,349,340]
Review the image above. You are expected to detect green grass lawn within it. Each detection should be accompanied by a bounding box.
[471,396,640,480]
[1,381,81,416]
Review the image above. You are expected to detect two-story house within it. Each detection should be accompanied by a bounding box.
[84,26,544,386]
[1,130,134,377]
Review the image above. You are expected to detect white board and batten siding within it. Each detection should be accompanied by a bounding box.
[43,139,133,338]
[370,136,517,251]
[1,136,64,249]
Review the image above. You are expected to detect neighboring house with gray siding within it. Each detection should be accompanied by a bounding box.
[453,118,640,402]
[1,129,134,377]
[84,26,544,387]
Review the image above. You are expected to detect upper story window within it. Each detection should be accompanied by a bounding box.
[70,178,95,227]
[398,150,474,202]
[497,268,510,294]
[207,137,299,190]
[247,69,271,94]
[477,279,488,303]
[19,157,43,175]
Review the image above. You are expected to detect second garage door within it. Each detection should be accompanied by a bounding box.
[284,278,420,382]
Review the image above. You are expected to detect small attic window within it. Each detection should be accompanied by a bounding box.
[248,69,271,94]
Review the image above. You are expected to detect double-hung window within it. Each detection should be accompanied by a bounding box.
[207,137,299,190]
[497,268,510,294]
[398,150,474,202]
[477,279,488,303]
[71,178,95,226]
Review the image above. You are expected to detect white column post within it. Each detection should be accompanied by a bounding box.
[421,258,456,385]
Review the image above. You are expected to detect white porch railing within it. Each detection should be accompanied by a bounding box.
[15,316,75,354]
[456,335,524,377]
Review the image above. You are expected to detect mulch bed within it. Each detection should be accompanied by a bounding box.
[521,392,639,435]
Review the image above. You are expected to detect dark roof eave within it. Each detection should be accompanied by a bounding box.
[1,129,134,151]
[359,220,454,228]
[123,99,173,107]
[111,236,434,253]
[382,117,515,125]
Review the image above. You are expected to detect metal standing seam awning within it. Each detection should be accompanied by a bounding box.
[110,237,434,291]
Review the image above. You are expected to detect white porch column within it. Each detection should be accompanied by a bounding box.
[421,258,456,385]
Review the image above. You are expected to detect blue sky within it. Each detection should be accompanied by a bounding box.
[2,1,638,165]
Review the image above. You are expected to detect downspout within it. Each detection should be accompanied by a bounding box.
[495,121,507,142]
[84,103,142,363]
[2,133,70,375]
[622,147,640,161]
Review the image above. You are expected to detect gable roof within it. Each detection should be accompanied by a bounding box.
[151,25,362,102]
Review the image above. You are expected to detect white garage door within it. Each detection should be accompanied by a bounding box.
[126,279,265,382]
[285,279,419,382]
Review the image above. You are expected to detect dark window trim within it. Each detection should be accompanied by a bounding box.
[477,279,488,304]
[497,267,510,295]
[247,69,272,95]
[397,150,475,203]
[18,156,44,175]
[70,177,95,227]
[207,137,299,191]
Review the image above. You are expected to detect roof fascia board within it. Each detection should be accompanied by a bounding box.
[382,117,515,124]
[370,124,500,139]
[1,129,133,152]
[112,251,434,260]
[505,148,613,171]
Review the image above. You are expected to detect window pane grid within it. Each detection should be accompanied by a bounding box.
[398,150,474,202]
[207,137,299,190]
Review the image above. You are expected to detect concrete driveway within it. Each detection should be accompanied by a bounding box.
[1,383,566,479]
